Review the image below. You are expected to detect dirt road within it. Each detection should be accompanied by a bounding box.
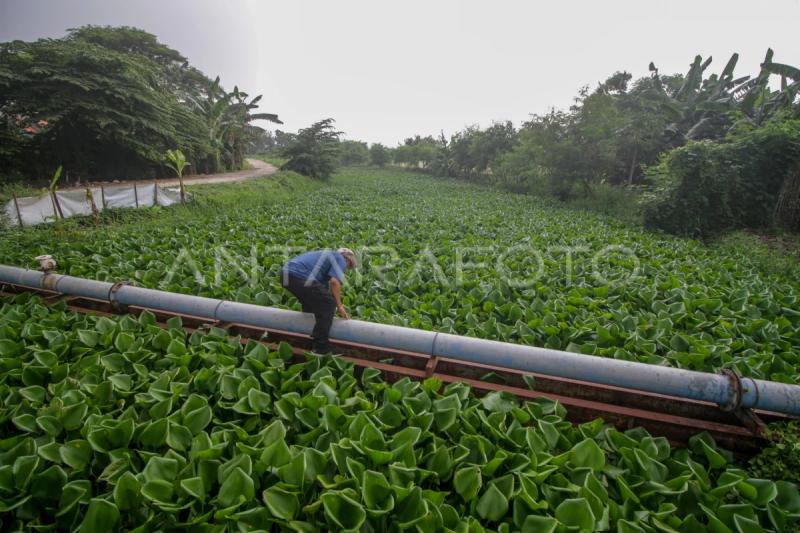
[63,158,279,190]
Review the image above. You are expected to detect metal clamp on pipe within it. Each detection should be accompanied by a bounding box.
[109,281,135,312]
[718,368,744,412]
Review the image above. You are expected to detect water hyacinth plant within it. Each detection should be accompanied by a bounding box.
[3,170,799,386]
[0,292,798,532]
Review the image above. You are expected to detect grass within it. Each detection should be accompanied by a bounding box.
[565,185,642,225]
[710,230,800,281]
[240,159,255,170]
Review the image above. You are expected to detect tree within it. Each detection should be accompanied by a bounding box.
[227,86,282,169]
[340,140,369,166]
[0,26,278,181]
[0,38,212,180]
[640,50,799,145]
[281,119,343,180]
[369,143,391,167]
[394,134,437,169]
[468,120,517,175]
[65,25,213,98]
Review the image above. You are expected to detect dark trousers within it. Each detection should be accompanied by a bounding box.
[281,274,336,351]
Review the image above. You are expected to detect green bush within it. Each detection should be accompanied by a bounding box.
[339,140,369,166]
[281,119,342,181]
[369,143,391,168]
[640,119,800,238]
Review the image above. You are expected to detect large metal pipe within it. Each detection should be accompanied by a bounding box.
[2,265,799,415]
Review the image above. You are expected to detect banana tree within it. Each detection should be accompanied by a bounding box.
[228,86,282,168]
[738,50,800,125]
[165,149,189,204]
[188,77,235,172]
[641,50,799,144]
[188,78,282,172]
[641,53,749,143]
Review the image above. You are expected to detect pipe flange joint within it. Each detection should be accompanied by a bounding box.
[718,368,744,412]
[108,280,134,311]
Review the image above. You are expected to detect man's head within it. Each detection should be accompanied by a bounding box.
[337,248,357,269]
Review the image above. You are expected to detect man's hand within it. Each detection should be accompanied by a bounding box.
[329,278,350,320]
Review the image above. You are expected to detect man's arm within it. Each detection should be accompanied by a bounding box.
[329,278,350,320]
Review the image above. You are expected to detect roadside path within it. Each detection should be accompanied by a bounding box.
[62,158,279,190]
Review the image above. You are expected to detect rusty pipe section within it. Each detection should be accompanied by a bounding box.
[2,264,799,416]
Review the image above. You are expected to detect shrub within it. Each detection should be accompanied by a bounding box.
[339,140,369,166]
[281,119,342,181]
[640,119,800,238]
[369,143,391,167]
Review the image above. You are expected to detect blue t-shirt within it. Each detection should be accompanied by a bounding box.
[282,251,346,286]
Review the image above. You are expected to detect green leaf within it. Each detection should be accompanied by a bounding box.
[31,465,68,501]
[59,440,92,470]
[262,486,299,520]
[218,467,255,508]
[480,390,518,412]
[363,470,392,509]
[522,515,558,533]
[571,438,605,470]
[180,477,205,500]
[80,499,120,533]
[36,415,63,437]
[739,479,778,507]
[114,471,142,510]
[555,498,595,532]
[454,466,482,501]
[143,457,178,483]
[184,405,213,436]
[141,480,174,502]
[139,418,168,447]
[139,310,157,327]
[476,484,509,521]
[320,490,367,531]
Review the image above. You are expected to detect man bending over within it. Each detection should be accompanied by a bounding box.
[280,248,356,355]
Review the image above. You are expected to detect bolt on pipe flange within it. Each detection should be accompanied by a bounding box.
[108,281,134,312]
[718,368,744,412]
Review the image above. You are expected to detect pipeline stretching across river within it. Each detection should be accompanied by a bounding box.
[2,265,799,416]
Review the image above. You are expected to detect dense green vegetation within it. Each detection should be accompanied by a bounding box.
[280,120,344,182]
[748,419,800,486]
[0,26,280,182]
[3,168,799,387]
[1,22,799,517]
[1,291,799,533]
[389,52,800,238]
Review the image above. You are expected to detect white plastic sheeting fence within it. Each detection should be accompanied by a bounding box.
[4,183,190,227]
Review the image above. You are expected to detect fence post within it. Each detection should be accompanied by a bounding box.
[11,190,23,226]
[101,184,106,208]
[52,191,65,219]
[88,187,99,225]
[154,180,158,206]
[134,182,139,208]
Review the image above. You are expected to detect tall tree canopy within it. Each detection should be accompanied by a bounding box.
[0,26,279,181]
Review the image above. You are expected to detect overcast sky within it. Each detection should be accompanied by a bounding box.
[2,0,799,145]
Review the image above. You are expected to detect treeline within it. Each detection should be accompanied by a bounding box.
[389,52,800,237]
[0,26,280,182]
